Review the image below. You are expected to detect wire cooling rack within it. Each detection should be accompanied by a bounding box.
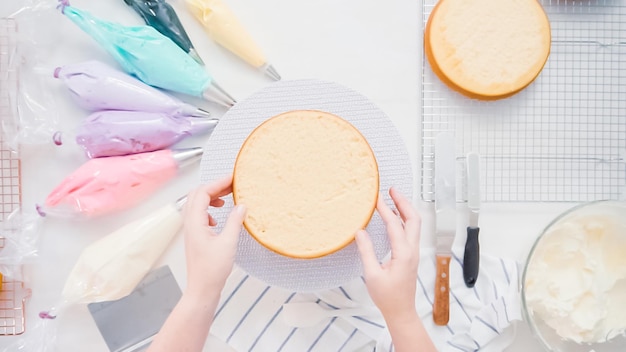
[0,17,27,336]
[0,279,27,336]
[1,17,20,220]
[421,0,626,202]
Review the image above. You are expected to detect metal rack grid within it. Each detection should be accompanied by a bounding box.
[0,279,27,336]
[1,18,20,219]
[0,17,27,336]
[421,0,626,202]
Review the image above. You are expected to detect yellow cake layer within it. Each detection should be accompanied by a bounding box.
[425,0,551,100]
[233,110,379,259]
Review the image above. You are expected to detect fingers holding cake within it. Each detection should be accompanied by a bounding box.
[184,175,233,227]
[355,229,380,276]
[389,187,422,249]
[182,176,247,298]
[356,187,423,333]
[378,196,403,229]
[376,189,420,260]
[356,187,423,266]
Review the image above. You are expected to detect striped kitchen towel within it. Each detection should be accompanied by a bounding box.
[209,268,380,352]
[210,246,521,352]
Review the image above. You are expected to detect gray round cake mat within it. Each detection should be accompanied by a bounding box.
[200,79,413,292]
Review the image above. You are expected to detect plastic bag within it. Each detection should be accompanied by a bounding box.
[0,208,43,281]
[1,316,58,352]
[2,0,63,150]
[1,198,185,352]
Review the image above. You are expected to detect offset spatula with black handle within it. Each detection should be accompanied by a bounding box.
[463,152,481,287]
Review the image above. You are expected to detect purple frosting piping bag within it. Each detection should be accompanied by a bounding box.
[53,110,218,158]
[57,1,236,107]
[54,61,211,118]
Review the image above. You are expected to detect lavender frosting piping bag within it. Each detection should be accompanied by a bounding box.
[54,60,211,118]
[57,1,236,107]
[123,0,205,65]
[53,110,218,158]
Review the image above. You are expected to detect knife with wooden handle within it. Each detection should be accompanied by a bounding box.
[433,132,456,326]
[464,152,481,287]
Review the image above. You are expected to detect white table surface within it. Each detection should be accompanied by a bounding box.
[0,0,579,350]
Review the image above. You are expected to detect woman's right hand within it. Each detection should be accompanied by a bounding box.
[355,187,422,321]
[356,188,436,352]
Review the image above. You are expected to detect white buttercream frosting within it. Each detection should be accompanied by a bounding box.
[525,202,626,344]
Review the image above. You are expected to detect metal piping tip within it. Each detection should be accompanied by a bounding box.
[174,195,188,211]
[171,147,204,168]
[188,48,205,66]
[263,64,281,81]
[193,107,212,118]
[189,117,219,134]
[179,104,211,118]
[202,80,237,108]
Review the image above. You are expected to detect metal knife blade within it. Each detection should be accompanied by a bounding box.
[467,152,480,228]
[464,152,481,287]
[433,132,456,326]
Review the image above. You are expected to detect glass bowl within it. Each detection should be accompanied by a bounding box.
[522,200,626,352]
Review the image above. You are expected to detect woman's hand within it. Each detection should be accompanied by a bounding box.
[182,175,246,299]
[148,176,246,352]
[356,187,436,352]
[356,187,421,321]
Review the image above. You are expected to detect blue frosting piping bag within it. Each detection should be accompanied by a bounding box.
[57,1,236,107]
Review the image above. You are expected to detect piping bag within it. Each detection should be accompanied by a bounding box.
[52,110,218,158]
[185,0,281,80]
[1,195,189,352]
[61,195,187,307]
[54,60,211,118]
[38,147,203,219]
[57,1,236,107]
[122,0,205,65]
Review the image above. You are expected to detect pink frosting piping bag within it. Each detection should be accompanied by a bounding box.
[39,147,203,218]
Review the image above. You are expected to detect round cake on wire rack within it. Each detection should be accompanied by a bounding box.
[425,0,551,100]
